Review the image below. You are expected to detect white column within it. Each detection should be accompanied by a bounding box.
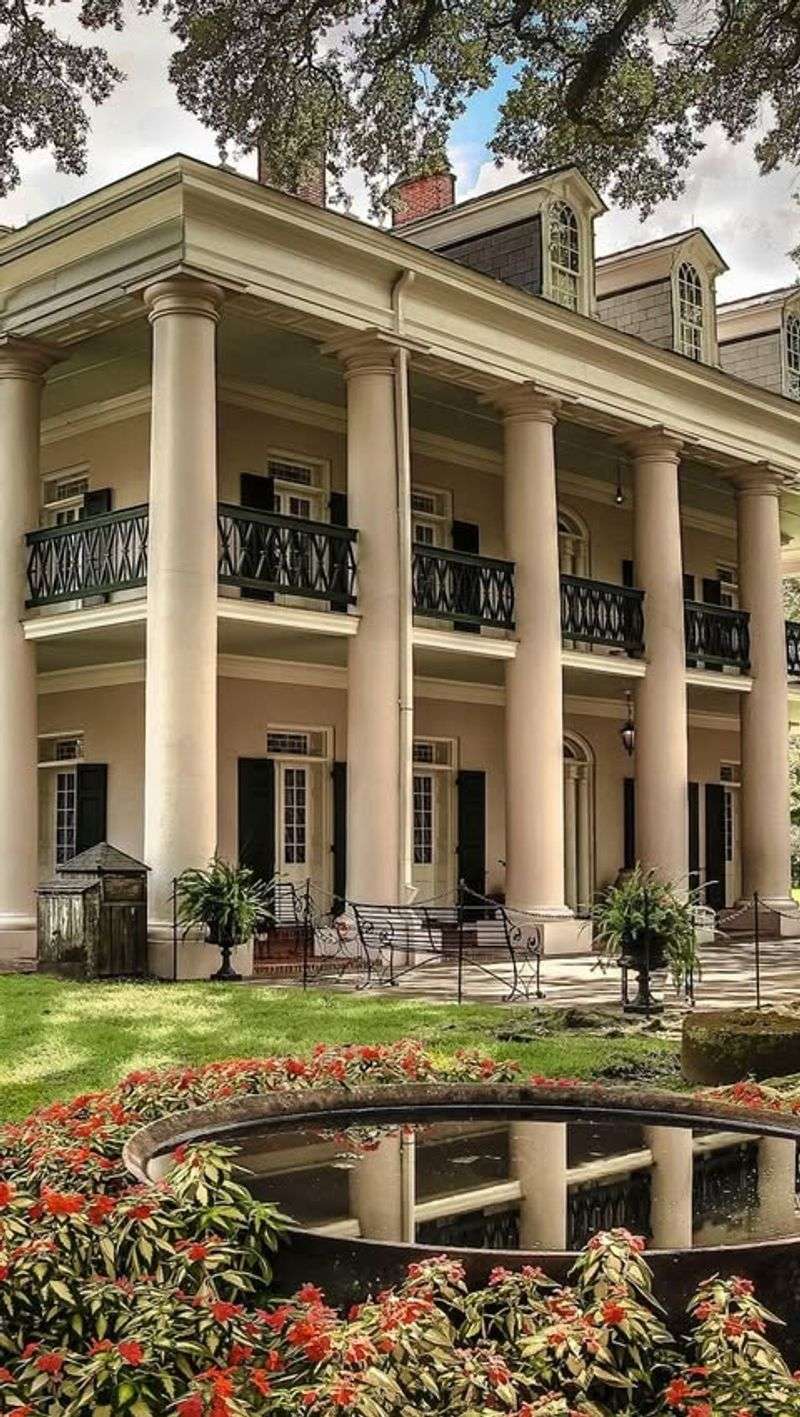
[564,763,579,912]
[629,430,689,888]
[645,1126,693,1248]
[349,1131,404,1241]
[577,771,592,910]
[0,340,53,962]
[510,1121,568,1249]
[757,1136,797,1237]
[734,468,794,909]
[142,279,223,959]
[497,387,570,925]
[336,336,402,904]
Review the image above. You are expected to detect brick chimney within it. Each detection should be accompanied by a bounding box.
[257,145,327,206]
[391,170,455,227]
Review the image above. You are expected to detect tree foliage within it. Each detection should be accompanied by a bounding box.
[6,2,800,218]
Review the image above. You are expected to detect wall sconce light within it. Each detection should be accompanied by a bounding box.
[620,690,636,757]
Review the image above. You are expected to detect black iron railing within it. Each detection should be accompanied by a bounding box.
[218,504,358,607]
[684,601,750,671]
[26,505,149,607]
[412,544,515,630]
[787,620,800,680]
[560,575,645,655]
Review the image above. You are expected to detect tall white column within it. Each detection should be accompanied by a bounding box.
[510,1121,568,1249]
[645,1126,693,1248]
[734,468,794,909]
[564,763,579,912]
[577,772,592,911]
[497,387,570,925]
[143,279,223,956]
[349,1131,404,1241]
[757,1136,797,1237]
[335,336,402,904]
[0,340,53,962]
[629,430,689,888]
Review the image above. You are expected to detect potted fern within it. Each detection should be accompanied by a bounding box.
[592,865,699,1013]
[176,856,272,981]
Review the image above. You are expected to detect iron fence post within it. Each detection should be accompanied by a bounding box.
[457,880,465,1006]
[754,890,762,1010]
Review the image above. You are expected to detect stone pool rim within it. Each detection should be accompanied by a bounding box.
[123,1078,800,1186]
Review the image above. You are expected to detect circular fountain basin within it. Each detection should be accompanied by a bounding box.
[125,1082,800,1349]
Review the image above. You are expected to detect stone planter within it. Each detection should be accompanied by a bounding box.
[683,1009,800,1085]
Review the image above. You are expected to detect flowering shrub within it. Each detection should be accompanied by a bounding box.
[0,1041,799,1413]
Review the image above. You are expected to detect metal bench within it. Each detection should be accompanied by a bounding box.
[348,891,544,1002]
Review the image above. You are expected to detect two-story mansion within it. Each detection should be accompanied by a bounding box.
[2,153,800,973]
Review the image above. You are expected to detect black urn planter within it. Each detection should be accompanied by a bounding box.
[208,925,243,982]
[621,934,667,1015]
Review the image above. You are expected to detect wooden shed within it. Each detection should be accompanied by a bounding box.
[37,842,149,978]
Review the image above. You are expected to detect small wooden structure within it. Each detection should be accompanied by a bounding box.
[37,843,148,978]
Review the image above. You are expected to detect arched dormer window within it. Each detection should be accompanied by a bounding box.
[676,261,704,361]
[786,312,800,399]
[549,201,581,311]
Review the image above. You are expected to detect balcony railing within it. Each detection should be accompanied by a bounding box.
[217,503,357,608]
[684,601,750,671]
[560,575,645,656]
[787,620,800,680]
[412,544,515,630]
[26,505,149,607]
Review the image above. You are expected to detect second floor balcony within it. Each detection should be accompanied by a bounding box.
[22,504,785,680]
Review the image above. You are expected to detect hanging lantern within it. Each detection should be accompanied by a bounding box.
[614,458,625,505]
[620,690,636,757]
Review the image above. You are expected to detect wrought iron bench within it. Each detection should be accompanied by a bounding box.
[348,892,544,1002]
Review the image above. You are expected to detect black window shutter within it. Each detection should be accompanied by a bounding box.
[75,763,108,855]
[329,491,348,526]
[240,475,275,601]
[332,761,347,913]
[452,520,481,635]
[683,572,696,602]
[82,488,112,519]
[623,777,635,870]
[688,782,700,892]
[704,783,726,912]
[238,759,275,886]
[702,577,722,605]
[457,770,486,897]
[622,559,635,589]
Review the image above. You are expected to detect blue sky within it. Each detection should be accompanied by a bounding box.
[2,15,798,301]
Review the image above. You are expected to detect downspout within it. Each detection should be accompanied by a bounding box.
[392,269,416,903]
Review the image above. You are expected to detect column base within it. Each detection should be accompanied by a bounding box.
[147,923,255,980]
[506,909,591,957]
[732,898,800,938]
[0,915,37,968]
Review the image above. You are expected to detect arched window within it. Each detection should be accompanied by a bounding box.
[558,509,590,577]
[549,201,581,311]
[786,313,800,399]
[563,733,594,914]
[676,262,704,361]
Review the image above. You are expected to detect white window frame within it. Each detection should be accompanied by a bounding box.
[266,450,330,523]
[547,200,582,313]
[41,466,90,526]
[716,564,739,609]
[674,261,705,362]
[784,309,800,401]
[411,484,453,548]
[37,732,85,769]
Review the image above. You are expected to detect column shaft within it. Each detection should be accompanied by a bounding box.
[564,764,578,911]
[0,343,52,961]
[736,471,792,904]
[501,389,567,916]
[645,1126,693,1248]
[341,341,402,904]
[510,1121,568,1249]
[631,432,688,886]
[143,280,223,949]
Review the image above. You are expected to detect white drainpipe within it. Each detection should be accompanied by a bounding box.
[392,270,416,904]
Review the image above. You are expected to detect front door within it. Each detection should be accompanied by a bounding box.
[412,741,456,903]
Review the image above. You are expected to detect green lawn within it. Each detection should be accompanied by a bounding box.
[0,975,678,1123]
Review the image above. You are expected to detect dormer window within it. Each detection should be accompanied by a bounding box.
[786,313,800,399]
[549,201,581,311]
[676,262,704,360]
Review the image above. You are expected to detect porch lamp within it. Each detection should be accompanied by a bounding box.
[614,460,625,505]
[619,690,636,757]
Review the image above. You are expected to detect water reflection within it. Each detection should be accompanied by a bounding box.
[153,1114,800,1252]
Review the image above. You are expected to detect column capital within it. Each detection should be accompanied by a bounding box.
[143,277,225,325]
[728,461,786,499]
[622,425,684,463]
[322,327,428,377]
[0,335,59,382]
[485,381,562,424]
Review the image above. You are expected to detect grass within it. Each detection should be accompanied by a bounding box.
[0,975,678,1123]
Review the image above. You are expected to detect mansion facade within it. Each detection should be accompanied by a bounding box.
[2,154,800,971]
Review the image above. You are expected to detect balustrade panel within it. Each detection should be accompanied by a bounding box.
[684,601,751,671]
[26,506,149,607]
[560,575,645,655]
[412,544,515,630]
[217,504,357,607]
[787,620,800,680]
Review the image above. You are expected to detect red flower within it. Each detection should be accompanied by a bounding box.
[665,1378,695,1406]
[330,1377,357,1407]
[0,1182,14,1207]
[177,1399,204,1417]
[249,1369,272,1396]
[36,1353,64,1376]
[210,1300,242,1323]
[0,1368,14,1384]
[185,1242,209,1263]
[43,1191,83,1216]
[128,1202,154,1221]
[304,1334,333,1363]
[297,1283,325,1304]
[87,1195,116,1225]
[117,1341,144,1365]
[228,1344,253,1367]
[601,1301,626,1327]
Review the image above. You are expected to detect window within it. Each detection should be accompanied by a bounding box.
[786,314,800,400]
[717,565,739,609]
[720,762,741,785]
[55,770,77,865]
[411,485,451,548]
[549,201,580,311]
[723,788,735,864]
[283,767,308,865]
[266,728,329,760]
[267,458,314,487]
[42,470,89,527]
[676,262,704,361]
[413,739,455,767]
[38,734,84,766]
[413,774,434,865]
